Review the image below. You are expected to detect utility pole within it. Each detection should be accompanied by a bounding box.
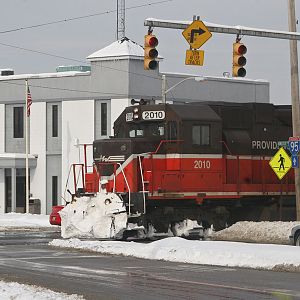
[288,0,300,220]
[117,0,125,40]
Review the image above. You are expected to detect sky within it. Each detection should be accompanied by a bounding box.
[0,0,298,104]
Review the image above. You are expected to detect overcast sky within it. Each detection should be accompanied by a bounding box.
[0,0,298,104]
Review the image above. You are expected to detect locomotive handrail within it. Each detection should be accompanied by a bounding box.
[219,140,232,155]
[138,155,146,214]
[116,163,132,215]
[95,161,132,215]
[152,139,184,154]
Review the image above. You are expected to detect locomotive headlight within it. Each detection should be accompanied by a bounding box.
[133,107,139,113]
[134,114,139,119]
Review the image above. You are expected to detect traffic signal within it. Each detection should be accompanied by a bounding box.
[144,34,158,70]
[232,42,247,77]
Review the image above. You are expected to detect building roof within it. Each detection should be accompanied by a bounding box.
[87,37,163,62]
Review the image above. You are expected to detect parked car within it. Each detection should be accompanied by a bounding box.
[49,205,64,226]
[289,225,300,246]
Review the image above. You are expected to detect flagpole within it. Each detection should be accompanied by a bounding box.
[25,79,29,214]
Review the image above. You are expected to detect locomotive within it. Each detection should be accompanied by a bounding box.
[67,101,296,236]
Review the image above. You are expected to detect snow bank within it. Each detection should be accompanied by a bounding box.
[0,280,83,300]
[0,213,58,230]
[49,237,300,271]
[212,221,300,244]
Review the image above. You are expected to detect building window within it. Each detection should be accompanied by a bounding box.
[192,125,210,146]
[101,103,107,136]
[52,176,58,206]
[52,105,58,137]
[13,107,24,138]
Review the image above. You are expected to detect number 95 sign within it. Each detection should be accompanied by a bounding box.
[288,139,300,155]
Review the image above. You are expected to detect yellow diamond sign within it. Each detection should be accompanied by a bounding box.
[182,20,212,49]
[269,147,292,180]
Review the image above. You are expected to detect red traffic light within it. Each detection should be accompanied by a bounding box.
[235,44,247,55]
[146,36,158,47]
[144,34,159,70]
[232,42,247,77]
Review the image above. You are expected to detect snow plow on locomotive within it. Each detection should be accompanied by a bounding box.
[56,101,296,238]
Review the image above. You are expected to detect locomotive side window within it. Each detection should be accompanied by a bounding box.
[192,125,210,146]
[167,121,177,140]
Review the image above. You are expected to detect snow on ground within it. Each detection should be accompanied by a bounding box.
[212,221,300,244]
[0,213,58,230]
[49,237,300,272]
[0,280,84,300]
[1,213,300,272]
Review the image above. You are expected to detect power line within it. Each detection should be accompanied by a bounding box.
[0,0,176,34]
[0,79,159,99]
[0,40,162,81]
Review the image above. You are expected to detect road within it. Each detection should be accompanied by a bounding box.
[0,231,299,299]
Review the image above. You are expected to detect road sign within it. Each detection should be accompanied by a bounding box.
[269,147,292,180]
[292,155,299,168]
[185,49,204,66]
[278,141,288,149]
[289,140,300,155]
[182,20,212,49]
[288,136,300,155]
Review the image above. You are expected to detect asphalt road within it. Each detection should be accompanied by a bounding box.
[0,231,299,300]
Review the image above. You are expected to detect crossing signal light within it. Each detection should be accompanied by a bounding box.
[232,42,247,77]
[144,34,158,70]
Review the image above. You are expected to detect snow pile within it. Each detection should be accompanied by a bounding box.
[212,221,300,244]
[60,192,127,239]
[0,213,57,230]
[0,280,84,300]
[49,237,300,271]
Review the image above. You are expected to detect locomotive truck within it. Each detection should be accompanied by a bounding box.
[53,101,296,238]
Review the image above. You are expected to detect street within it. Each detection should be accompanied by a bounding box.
[0,232,299,299]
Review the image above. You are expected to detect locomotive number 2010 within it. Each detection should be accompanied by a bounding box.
[142,111,165,120]
[194,160,211,169]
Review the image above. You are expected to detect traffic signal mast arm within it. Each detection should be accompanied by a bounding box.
[144,18,300,41]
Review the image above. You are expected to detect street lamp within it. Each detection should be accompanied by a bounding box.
[161,75,205,103]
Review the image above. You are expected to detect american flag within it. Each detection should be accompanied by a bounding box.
[27,85,32,117]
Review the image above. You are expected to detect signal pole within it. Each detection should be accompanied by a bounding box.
[288,0,300,220]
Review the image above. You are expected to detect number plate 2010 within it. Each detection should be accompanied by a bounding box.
[142,111,165,120]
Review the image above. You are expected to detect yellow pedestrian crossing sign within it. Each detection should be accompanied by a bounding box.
[269,147,292,180]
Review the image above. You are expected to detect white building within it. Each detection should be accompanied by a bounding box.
[0,37,270,214]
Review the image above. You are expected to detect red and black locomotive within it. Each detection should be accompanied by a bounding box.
[86,101,295,231]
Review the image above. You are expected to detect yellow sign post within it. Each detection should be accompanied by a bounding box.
[182,20,212,49]
[185,50,204,66]
[269,147,292,180]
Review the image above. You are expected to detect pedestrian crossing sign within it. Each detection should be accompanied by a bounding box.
[269,147,292,180]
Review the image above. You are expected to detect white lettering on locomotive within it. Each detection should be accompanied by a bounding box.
[142,111,165,120]
[194,160,211,169]
[97,155,125,162]
[251,140,279,150]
